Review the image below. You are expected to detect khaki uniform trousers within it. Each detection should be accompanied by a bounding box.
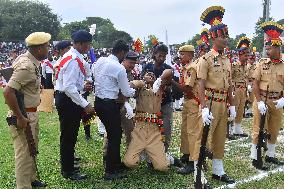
[9,112,39,189]
[233,88,246,124]
[180,99,201,157]
[123,122,169,172]
[248,92,254,103]
[252,100,282,144]
[120,106,135,146]
[193,101,227,160]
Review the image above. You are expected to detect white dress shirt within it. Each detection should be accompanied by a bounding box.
[41,59,54,79]
[93,54,135,99]
[55,47,89,108]
[83,61,93,82]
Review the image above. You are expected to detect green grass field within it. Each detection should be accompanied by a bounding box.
[0,88,283,189]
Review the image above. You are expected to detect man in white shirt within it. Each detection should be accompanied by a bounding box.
[94,40,135,180]
[41,56,55,89]
[54,30,95,180]
[53,40,72,86]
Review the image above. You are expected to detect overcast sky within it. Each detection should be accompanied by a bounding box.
[39,0,283,44]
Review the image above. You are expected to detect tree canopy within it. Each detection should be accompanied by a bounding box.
[58,17,133,48]
[0,0,61,40]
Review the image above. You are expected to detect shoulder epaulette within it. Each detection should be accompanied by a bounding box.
[203,51,213,60]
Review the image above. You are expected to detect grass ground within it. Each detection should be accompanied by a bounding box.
[0,89,283,189]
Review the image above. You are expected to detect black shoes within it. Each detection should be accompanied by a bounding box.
[227,134,238,140]
[180,154,189,164]
[177,161,194,175]
[62,171,88,180]
[173,157,184,168]
[116,162,130,173]
[31,180,47,187]
[252,159,268,170]
[212,174,235,184]
[265,156,284,165]
[252,157,283,170]
[104,172,127,180]
[233,133,249,137]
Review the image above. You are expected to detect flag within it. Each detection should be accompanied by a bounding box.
[165,29,172,66]
[89,48,96,63]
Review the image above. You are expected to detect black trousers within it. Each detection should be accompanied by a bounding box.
[44,73,54,89]
[55,92,83,173]
[94,97,122,174]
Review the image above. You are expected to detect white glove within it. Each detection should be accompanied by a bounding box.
[257,101,267,115]
[229,106,236,121]
[247,85,253,93]
[124,102,134,119]
[273,97,284,109]
[201,108,214,125]
[152,78,162,93]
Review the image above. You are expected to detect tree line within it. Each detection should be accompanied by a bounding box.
[0,0,283,51]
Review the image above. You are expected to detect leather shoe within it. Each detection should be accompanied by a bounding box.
[104,172,127,180]
[117,163,129,173]
[62,171,88,180]
[212,174,235,184]
[252,159,268,170]
[233,133,248,137]
[180,154,189,164]
[265,156,284,165]
[31,180,47,187]
[173,157,184,168]
[228,135,238,140]
[177,162,194,175]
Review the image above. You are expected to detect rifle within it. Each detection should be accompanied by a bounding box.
[194,93,214,189]
[255,85,271,169]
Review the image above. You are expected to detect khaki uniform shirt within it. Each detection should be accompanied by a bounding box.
[253,58,284,92]
[231,61,247,87]
[180,59,200,97]
[7,51,41,108]
[131,80,162,114]
[246,63,256,82]
[197,49,231,90]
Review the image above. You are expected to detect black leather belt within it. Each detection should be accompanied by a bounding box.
[95,96,116,102]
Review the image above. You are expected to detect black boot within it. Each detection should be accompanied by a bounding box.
[265,156,284,165]
[177,161,194,175]
[180,154,189,164]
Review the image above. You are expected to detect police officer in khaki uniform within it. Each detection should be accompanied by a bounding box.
[177,29,211,175]
[195,28,211,59]
[4,32,51,189]
[250,21,284,169]
[171,45,198,174]
[123,69,174,172]
[245,52,256,117]
[231,37,251,137]
[193,6,236,187]
[120,51,139,145]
